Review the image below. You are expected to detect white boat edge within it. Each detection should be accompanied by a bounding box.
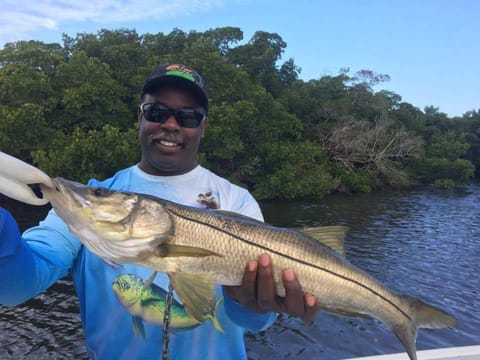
[342,345,480,360]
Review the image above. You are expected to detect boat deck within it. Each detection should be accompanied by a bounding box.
[343,345,480,360]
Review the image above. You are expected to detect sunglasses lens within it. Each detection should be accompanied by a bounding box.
[175,110,203,128]
[148,108,169,123]
[142,103,203,128]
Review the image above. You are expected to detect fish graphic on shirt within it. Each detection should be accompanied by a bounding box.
[112,274,223,338]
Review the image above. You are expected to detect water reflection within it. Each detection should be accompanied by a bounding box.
[1,184,479,359]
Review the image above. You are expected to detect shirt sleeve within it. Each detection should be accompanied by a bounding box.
[222,287,277,333]
[228,186,264,221]
[0,208,81,306]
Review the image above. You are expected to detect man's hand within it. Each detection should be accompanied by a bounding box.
[224,253,320,322]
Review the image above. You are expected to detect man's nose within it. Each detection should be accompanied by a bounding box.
[160,114,180,130]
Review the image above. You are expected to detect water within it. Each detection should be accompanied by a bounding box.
[1,184,479,359]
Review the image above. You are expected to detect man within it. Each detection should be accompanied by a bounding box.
[0,64,318,359]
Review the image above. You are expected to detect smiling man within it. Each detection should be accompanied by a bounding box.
[0,64,319,359]
[138,64,209,176]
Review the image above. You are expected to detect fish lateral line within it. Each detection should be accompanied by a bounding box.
[167,207,413,322]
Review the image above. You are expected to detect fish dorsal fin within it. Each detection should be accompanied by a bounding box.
[169,272,217,326]
[298,225,348,256]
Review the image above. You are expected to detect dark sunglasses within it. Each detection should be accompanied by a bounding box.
[141,103,205,128]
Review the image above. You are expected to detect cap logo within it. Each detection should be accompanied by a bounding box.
[165,64,195,83]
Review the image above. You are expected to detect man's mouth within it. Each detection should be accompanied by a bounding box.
[157,139,181,147]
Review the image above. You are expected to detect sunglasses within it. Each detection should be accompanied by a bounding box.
[141,103,205,128]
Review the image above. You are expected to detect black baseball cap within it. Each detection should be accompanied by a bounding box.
[141,64,208,114]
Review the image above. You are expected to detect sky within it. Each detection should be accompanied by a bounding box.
[0,0,478,117]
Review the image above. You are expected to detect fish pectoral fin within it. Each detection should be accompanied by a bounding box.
[169,272,216,325]
[155,244,222,258]
[131,315,146,339]
[298,225,348,256]
[208,296,224,333]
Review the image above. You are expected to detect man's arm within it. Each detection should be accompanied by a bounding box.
[0,208,80,306]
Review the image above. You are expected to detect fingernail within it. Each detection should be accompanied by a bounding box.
[248,260,257,272]
[306,294,315,307]
[260,254,270,268]
[284,269,295,281]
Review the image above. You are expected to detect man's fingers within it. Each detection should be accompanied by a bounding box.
[238,260,259,309]
[282,268,305,318]
[256,254,276,312]
[224,260,258,309]
[225,256,320,322]
[303,293,320,323]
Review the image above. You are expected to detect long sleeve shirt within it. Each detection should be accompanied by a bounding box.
[0,165,276,359]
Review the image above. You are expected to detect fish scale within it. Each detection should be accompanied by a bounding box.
[148,202,413,321]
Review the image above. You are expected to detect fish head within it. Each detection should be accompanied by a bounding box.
[40,178,174,262]
[112,275,144,307]
[43,178,134,220]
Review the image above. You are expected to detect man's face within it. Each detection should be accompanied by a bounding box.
[138,86,207,176]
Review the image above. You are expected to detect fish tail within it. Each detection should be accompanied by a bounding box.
[391,296,457,360]
[391,320,418,360]
[411,296,457,329]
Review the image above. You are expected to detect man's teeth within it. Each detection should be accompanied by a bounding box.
[159,140,179,147]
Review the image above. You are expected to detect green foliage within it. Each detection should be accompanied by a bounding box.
[252,141,338,199]
[434,178,456,189]
[32,125,139,183]
[0,27,478,199]
[426,131,470,160]
[54,51,131,130]
[332,166,372,193]
[0,104,55,160]
[413,157,474,184]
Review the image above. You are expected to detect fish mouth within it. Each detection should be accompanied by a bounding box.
[49,178,86,208]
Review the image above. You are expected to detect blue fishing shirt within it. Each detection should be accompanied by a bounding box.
[0,165,276,359]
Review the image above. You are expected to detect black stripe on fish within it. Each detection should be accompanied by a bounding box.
[169,208,412,322]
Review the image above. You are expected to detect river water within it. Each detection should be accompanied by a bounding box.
[0,184,479,359]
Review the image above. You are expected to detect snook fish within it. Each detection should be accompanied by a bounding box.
[112,274,223,337]
[0,151,457,360]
